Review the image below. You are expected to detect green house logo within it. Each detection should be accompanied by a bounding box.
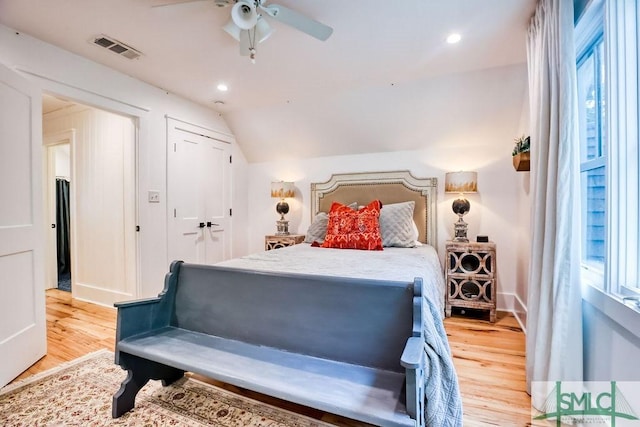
[534,381,639,426]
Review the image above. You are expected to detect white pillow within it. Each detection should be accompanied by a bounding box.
[379,201,419,247]
[304,212,329,243]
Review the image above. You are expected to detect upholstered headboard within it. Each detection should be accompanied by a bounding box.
[310,171,438,247]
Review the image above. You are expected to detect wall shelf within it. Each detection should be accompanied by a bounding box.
[513,152,530,171]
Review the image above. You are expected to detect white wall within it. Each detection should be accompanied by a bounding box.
[583,301,640,380]
[0,21,531,314]
[247,64,530,313]
[54,144,70,178]
[0,24,249,300]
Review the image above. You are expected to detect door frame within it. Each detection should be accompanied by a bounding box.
[43,130,76,292]
[42,92,141,302]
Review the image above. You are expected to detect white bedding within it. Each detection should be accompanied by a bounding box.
[217,243,445,314]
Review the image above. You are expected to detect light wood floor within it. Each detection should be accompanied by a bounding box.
[13,290,531,426]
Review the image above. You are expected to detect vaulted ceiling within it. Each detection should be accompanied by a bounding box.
[0,0,536,162]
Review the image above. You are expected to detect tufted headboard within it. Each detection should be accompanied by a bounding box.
[310,171,438,247]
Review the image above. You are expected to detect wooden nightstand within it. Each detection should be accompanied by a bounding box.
[265,234,305,251]
[444,240,497,323]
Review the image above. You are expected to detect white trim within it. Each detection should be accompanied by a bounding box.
[575,0,604,55]
[164,115,235,142]
[72,281,134,308]
[512,293,528,334]
[583,285,640,341]
[43,130,76,292]
[17,68,151,114]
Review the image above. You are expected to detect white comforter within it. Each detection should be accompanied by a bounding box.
[217,243,445,313]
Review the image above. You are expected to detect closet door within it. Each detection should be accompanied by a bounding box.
[0,63,46,387]
[167,119,231,265]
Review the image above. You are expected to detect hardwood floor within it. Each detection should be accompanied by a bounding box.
[12,290,531,426]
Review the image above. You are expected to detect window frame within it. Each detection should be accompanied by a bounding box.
[576,0,640,340]
[576,2,607,288]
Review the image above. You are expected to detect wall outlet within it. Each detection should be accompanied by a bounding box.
[148,190,160,203]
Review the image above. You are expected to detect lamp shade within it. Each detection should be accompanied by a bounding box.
[444,171,478,193]
[271,181,295,198]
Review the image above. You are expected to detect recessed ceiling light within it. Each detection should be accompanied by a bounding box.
[446,33,462,44]
[217,83,228,92]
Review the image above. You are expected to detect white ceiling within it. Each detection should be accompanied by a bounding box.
[0,0,536,162]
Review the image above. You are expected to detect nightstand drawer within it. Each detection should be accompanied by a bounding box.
[265,234,305,251]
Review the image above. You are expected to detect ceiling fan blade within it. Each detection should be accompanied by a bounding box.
[260,4,333,41]
[151,0,234,8]
[151,0,210,8]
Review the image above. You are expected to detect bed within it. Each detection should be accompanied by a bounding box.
[217,170,463,426]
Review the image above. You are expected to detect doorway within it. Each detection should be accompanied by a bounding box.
[42,94,138,305]
[43,133,73,292]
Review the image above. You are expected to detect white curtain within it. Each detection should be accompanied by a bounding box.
[526,0,583,409]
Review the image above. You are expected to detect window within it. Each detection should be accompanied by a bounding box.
[576,1,606,289]
[577,34,606,276]
[576,0,640,302]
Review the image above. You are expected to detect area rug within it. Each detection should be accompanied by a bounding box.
[0,350,335,426]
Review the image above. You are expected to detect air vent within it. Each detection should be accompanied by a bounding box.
[90,34,142,60]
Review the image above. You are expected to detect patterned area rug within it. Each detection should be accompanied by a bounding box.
[0,350,335,426]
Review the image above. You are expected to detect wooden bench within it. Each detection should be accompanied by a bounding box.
[112,261,426,427]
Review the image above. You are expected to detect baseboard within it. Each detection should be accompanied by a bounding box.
[512,294,527,333]
[497,292,527,334]
[72,282,132,308]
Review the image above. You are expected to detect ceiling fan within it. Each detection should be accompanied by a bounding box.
[153,0,333,63]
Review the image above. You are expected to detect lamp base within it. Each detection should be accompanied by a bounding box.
[453,216,469,242]
[275,220,290,236]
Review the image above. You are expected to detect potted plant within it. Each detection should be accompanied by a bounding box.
[512,135,530,171]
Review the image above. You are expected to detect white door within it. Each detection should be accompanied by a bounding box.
[168,120,231,265]
[0,63,46,387]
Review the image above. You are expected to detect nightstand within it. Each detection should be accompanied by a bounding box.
[444,240,497,323]
[265,234,305,251]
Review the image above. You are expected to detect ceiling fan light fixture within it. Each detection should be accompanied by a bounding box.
[255,15,274,43]
[231,1,258,30]
[223,19,241,41]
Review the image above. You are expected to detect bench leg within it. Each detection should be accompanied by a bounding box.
[161,369,185,387]
[112,368,150,418]
[112,353,185,418]
[405,365,425,427]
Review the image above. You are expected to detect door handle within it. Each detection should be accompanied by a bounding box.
[198,222,206,228]
[51,224,56,228]
[207,222,219,228]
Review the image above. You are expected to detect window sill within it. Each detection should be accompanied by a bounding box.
[582,285,640,341]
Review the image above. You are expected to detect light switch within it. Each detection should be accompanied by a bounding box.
[148,190,160,203]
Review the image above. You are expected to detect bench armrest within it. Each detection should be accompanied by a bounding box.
[401,337,424,369]
[115,260,182,346]
[115,296,162,308]
[401,336,425,422]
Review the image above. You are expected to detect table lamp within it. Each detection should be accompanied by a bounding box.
[270,181,295,235]
[444,171,478,242]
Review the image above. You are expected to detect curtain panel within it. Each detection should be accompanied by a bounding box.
[56,178,71,276]
[526,0,584,409]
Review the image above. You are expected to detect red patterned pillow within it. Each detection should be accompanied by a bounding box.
[321,200,383,250]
